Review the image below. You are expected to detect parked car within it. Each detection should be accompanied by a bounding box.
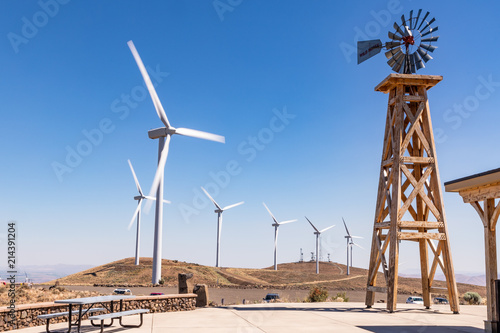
[263,293,280,302]
[113,288,132,295]
[150,292,164,296]
[406,296,424,304]
[433,297,449,304]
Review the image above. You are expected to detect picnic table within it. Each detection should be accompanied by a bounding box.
[52,295,137,333]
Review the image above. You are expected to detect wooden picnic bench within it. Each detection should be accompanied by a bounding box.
[89,309,150,332]
[37,307,106,333]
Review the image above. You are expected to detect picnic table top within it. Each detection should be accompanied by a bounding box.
[54,295,135,304]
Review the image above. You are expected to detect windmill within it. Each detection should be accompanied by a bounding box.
[357,9,439,73]
[127,159,170,266]
[342,218,363,275]
[305,217,335,274]
[263,203,296,271]
[357,10,460,313]
[201,187,244,268]
[127,41,225,284]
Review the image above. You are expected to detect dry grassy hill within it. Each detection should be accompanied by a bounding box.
[50,258,486,298]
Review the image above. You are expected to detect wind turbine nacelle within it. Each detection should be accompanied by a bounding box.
[134,195,143,201]
[148,127,176,139]
[272,223,280,227]
[215,209,223,213]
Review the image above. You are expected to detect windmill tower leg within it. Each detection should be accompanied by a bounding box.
[135,202,141,266]
[365,74,459,313]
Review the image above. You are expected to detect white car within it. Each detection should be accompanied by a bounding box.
[113,288,132,295]
[406,296,424,304]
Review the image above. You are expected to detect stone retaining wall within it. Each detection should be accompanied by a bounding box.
[0,294,197,331]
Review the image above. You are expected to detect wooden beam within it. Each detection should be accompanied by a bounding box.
[367,285,387,293]
[398,232,446,240]
[398,221,444,229]
[459,183,500,203]
[429,287,448,294]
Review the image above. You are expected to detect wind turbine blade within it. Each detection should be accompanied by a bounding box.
[414,9,422,30]
[127,40,170,128]
[342,217,351,237]
[145,135,171,213]
[388,31,402,41]
[162,199,171,204]
[174,128,225,143]
[421,26,438,38]
[417,11,430,30]
[127,159,143,196]
[417,47,433,62]
[409,10,413,29]
[222,201,244,211]
[319,225,335,233]
[128,201,142,230]
[201,187,221,210]
[144,196,157,201]
[305,216,319,232]
[421,36,439,43]
[279,219,297,225]
[420,43,437,53]
[353,242,365,250]
[351,235,363,239]
[263,203,278,224]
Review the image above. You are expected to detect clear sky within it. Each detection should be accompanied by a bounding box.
[1,0,500,276]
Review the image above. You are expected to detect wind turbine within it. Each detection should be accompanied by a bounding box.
[305,217,335,274]
[342,217,363,275]
[127,40,225,284]
[127,159,170,266]
[263,203,296,271]
[201,187,244,268]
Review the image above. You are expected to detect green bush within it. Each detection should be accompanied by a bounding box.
[463,292,482,305]
[158,277,165,285]
[307,286,328,302]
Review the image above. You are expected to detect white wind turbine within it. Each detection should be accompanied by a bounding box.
[127,159,170,266]
[201,187,244,268]
[127,40,225,284]
[263,203,296,271]
[305,217,335,274]
[342,217,363,275]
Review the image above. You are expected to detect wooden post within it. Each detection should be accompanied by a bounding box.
[365,74,460,313]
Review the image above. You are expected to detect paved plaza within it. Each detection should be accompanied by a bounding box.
[15,302,486,332]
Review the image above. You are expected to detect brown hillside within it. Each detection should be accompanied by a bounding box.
[50,258,486,297]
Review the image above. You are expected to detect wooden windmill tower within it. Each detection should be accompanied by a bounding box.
[357,10,459,313]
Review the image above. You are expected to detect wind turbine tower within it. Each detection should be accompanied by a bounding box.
[263,203,296,270]
[201,187,244,267]
[305,217,335,274]
[127,41,225,284]
[342,218,363,275]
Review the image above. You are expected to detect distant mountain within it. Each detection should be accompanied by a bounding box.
[1,264,94,283]
[400,273,486,286]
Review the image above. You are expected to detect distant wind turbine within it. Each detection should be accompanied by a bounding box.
[201,187,244,268]
[342,217,363,275]
[127,159,170,266]
[263,203,296,271]
[305,217,335,274]
[127,40,225,284]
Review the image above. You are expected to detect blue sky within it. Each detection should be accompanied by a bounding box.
[1,0,500,276]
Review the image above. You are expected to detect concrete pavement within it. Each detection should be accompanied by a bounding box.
[15,302,487,332]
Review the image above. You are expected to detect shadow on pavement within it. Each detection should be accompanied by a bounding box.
[358,326,483,333]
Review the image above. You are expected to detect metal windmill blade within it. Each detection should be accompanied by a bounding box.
[357,9,439,74]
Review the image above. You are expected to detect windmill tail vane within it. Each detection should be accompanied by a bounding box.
[357,9,439,74]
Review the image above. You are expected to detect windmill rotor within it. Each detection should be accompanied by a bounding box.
[357,9,439,74]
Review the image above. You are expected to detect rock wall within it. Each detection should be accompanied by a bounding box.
[0,294,197,331]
